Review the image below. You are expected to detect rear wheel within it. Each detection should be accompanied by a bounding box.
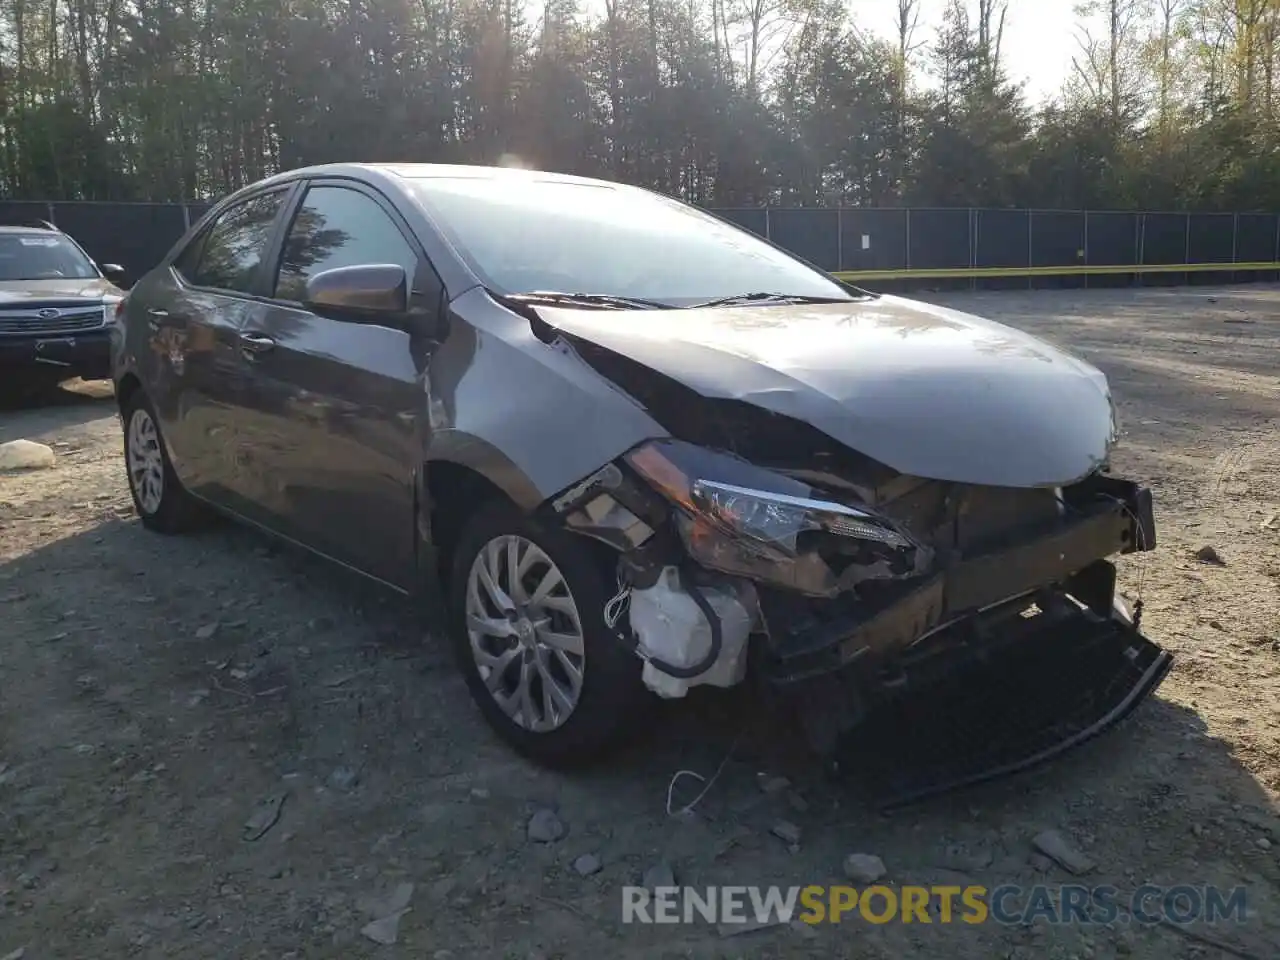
[448,499,647,767]
[121,391,205,533]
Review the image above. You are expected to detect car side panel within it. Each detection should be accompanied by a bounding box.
[427,287,670,504]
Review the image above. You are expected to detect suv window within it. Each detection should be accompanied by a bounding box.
[0,232,98,281]
[183,190,287,293]
[274,186,418,303]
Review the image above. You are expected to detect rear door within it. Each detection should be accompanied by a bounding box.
[229,179,442,587]
[134,186,296,512]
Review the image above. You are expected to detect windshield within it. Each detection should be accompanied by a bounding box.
[0,233,98,281]
[406,176,853,306]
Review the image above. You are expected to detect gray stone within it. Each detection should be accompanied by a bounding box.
[643,861,676,890]
[329,766,360,791]
[526,808,566,843]
[842,853,886,884]
[572,853,602,876]
[771,820,803,845]
[360,910,409,945]
[1032,829,1096,875]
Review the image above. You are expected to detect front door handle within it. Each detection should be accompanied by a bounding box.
[240,332,276,355]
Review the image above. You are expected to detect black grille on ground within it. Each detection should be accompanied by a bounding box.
[831,609,1172,808]
[0,305,105,335]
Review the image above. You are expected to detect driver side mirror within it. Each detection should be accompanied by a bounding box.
[101,263,127,284]
[304,264,409,323]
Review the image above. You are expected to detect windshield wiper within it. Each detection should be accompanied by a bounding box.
[687,291,860,309]
[500,290,670,310]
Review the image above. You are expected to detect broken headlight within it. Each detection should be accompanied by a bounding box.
[625,439,925,596]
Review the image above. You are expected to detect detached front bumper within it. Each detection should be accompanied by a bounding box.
[755,476,1157,684]
[0,328,112,380]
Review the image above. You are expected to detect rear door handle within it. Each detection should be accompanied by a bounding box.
[240,332,276,355]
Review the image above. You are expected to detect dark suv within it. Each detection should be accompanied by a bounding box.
[0,219,128,391]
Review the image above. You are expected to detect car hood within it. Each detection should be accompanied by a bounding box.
[532,294,1116,488]
[0,278,120,302]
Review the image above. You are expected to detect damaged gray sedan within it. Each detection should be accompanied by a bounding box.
[111,164,1171,793]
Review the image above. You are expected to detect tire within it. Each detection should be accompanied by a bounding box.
[448,499,647,768]
[121,390,205,534]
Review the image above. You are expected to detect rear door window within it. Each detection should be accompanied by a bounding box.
[184,190,288,294]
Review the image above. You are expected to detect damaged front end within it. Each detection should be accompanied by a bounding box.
[543,432,1171,804]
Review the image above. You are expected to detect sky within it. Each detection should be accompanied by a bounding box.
[851,0,1079,103]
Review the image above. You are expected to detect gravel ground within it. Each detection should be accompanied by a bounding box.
[1,285,1278,960]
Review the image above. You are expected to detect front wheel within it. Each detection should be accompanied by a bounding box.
[121,392,205,534]
[448,500,647,768]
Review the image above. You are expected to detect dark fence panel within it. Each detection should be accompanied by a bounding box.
[715,207,767,238]
[768,208,839,270]
[50,203,188,282]
[1029,211,1084,268]
[1141,213,1186,265]
[1236,213,1277,261]
[0,200,54,226]
[839,209,907,271]
[1188,213,1235,263]
[1085,212,1138,266]
[975,210,1028,268]
[909,209,969,269]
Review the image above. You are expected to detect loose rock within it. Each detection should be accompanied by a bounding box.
[0,439,55,471]
[771,820,803,845]
[361,910,409,945]
[843,853,886,884]
[526,808,566,843]
[329,766,360,791]
[1194,545,1226,566]
[1257,837,1272,851]
[643,861,676,890]
[243,792,287,841]
[1032,829,1095,875]
[1028,852,1054,872]
[757,774,791,796]
[572,853,602,876]
[195,623,219,640]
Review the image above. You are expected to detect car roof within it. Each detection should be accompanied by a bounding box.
[0,225,64,235]
[249,162,633,194]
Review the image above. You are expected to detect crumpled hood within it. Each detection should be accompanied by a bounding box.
[0,278,120,303]
[533,294,1117,488]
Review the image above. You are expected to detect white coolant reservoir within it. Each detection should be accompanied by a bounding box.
[627,566,756,699]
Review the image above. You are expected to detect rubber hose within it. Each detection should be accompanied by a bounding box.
[643,564,724,679]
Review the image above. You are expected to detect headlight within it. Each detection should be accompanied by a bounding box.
[624,439,926,596]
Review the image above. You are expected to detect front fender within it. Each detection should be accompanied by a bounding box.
[426,287,670,506]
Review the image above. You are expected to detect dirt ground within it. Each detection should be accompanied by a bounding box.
[1,284,1278,960]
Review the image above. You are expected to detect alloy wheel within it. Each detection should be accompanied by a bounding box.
[126,407,165,515]
[464,534,587,732]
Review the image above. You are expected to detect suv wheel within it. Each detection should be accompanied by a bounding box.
[122,392,204,533]
[448,500,646,767]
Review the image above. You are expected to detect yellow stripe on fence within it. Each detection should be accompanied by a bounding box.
[831,262,1280,282]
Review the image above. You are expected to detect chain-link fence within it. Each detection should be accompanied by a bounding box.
[4,199,1277,288]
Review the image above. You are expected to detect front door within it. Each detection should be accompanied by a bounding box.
[230,181,441,588]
